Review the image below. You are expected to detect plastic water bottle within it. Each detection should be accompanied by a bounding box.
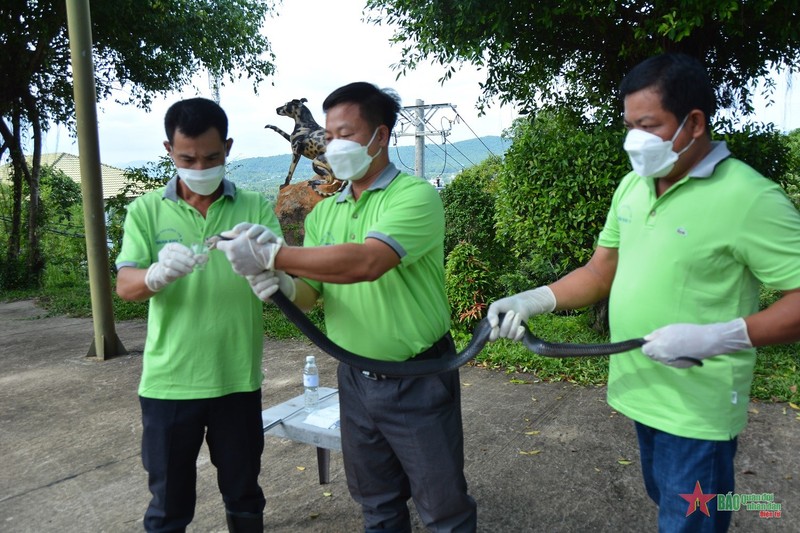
[303,355,319,412]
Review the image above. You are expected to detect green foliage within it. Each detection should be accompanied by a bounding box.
[445,242,497,332]
[778,128,800,208]
[366,0,800,119]
[105,158,173,266]
[0,165,86,290]
[38,168,88,289]
[497,255,560,297]
[1,1,277,127]
[441,155,510,267]
[495,109,627,283]
[1,0,278,284]
[714,119,793,186]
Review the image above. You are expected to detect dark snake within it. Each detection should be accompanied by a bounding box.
[269,291,701,377]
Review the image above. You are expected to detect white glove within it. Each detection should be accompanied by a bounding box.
[144,242,196,292]
[216,229,284,276]
[487,286,557,341]
[246,270,296,302]
[642,318,752,368]
[219,222,279,244]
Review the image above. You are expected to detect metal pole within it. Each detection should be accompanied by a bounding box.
[415,99,425,178]
[65,0,127,359]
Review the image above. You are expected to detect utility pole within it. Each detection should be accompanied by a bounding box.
[65,0,127,359]
[395,100,453,179]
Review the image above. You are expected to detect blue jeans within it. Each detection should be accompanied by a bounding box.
[635,422,737,533]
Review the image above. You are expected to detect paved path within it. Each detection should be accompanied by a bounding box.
[0,299,796,532]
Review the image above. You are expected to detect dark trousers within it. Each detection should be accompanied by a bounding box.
[139,391,266,533]
[338,363,477,533]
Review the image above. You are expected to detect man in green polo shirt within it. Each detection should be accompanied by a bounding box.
[116,97,281,532]
[217,82,477,532]
[487,54,800,532]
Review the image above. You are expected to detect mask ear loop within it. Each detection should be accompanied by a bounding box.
[670,114,690,142]
[366,127,383,159]
[671,114,695,156]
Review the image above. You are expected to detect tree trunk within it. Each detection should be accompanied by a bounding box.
[24,94,44,281]
[0,114,28,265]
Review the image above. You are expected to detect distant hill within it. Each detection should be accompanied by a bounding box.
[227,135,509,197]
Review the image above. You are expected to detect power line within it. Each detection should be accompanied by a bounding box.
[449,105,498,157]
[391,136,416,172]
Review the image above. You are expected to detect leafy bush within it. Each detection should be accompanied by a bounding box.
[445,242,497,333]
[713,118,794,187]
[38,168,87,288]
[777,128,800,208]
[441,155,511,271]
[495,108,628,286]
[0,165,87,290]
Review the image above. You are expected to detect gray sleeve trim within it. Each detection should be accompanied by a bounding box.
[366,231,406,259]
[115,261,141,272]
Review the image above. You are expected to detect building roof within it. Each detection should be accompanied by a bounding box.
[0,152,128,200]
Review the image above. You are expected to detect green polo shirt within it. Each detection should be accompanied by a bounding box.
[302,164,450,361]
[116,178,282,400]
[598,142,800,440]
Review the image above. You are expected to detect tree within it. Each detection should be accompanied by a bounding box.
[0,0,277,286]
[365,0,800,117]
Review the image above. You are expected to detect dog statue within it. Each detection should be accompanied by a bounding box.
[265,98,345,196]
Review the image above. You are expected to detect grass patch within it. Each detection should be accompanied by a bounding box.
[261,302,326,340]
[752,344,799,403]
[459,312,610,384]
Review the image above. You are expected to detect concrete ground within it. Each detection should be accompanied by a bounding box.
[0,299,796,532]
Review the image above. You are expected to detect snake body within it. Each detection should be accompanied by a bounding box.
[270,291,665,377]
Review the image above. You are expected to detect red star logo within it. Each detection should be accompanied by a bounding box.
[679,481,717,517]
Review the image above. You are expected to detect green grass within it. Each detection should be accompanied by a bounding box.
[6,280,798,404]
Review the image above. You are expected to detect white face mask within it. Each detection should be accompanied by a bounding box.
[623,115,695,178]
[325,128,381,182]
[176,165,225,195]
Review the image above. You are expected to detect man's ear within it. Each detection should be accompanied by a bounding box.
[163,140,172,153]
[225,138,233,156]
[378,125,390,147]
[688,109,707,139]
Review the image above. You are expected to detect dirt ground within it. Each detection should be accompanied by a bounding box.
[1,299,797,532]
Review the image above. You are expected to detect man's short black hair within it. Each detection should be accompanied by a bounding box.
[322,82,401,132]
[164,97,228,144]
[620,53,716,128]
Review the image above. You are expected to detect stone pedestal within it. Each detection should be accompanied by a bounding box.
[275,179,343,245]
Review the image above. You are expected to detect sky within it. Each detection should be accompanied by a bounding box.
[37,0,518,168]
[33,0,800,168]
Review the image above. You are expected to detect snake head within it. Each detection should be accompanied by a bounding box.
[204,234,233,250]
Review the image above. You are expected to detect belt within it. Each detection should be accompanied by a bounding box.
[360,332,455,380]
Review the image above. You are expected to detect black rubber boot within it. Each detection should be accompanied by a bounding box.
[225,511,263,532]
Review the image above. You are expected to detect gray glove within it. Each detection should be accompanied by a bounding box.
[246,270,296,302]
[217,224,284,276]
[642,318,752,368]
[487,286,557,341]
[144,242,196,292]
